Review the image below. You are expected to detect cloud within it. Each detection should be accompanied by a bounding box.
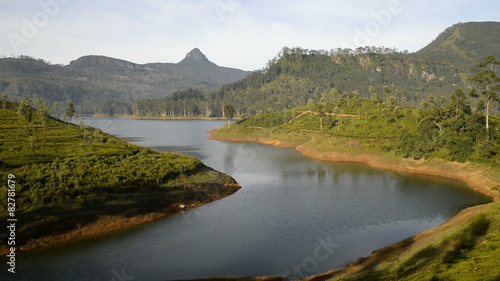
[0,0,498,70]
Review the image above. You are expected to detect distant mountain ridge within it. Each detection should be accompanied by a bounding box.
[0,48,250,113]
[1,21,499,116]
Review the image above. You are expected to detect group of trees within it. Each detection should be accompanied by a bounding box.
[231,56,498,164]
[396,55,499,162]
[132,88,209,117]
[3,96,76,163]
[131,45,480,118]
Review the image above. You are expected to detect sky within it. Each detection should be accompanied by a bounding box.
[1,0,499,71]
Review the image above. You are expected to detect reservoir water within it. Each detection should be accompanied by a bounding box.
[4,118,491,280]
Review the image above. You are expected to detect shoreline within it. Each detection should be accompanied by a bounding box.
[0,168,240,256]
[91,114,243,121]
[207,131,500,280]
[207,133,499,201]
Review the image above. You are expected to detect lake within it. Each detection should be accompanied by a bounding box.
[4,118,491,280]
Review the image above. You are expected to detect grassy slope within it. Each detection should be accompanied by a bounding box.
[308,203,500,281]
[210,100,500,281]
[0,102,239,252]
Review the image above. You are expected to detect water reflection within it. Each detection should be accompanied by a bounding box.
[4,118,490,281]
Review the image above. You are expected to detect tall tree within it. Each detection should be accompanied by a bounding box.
[17,97,33,125]
[224,104,235,128]
[53,101,60,119]
[469,55,499,136]
[318,104,325,132]
[17,97,35,160]
[383,85,391,104]
[35,98,50,142]
[1,94,8,109]
[66,101,75,121]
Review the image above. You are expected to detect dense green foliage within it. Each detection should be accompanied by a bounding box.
[0,150,201,209]
[418,21,500,68]
[222,87,499,164]
[0,100,202,211]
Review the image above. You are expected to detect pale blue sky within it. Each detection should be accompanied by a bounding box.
[1,0,498,70]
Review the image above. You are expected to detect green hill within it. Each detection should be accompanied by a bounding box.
[140,21,497,118]
[417,21,500,68]
[0,99,239,252]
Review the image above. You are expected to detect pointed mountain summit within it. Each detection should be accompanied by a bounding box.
[179,48,212,65]
[184,48,208,61]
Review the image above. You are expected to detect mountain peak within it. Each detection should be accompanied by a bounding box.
[180,48,210,63]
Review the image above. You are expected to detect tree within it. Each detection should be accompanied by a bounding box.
[35,98,50,142]
[449,88,471,118]
[66,101,75,121]
[469,55,499,136]
[318,105,325,132]
[383,85,391,104]
[53,101,60,119]
[17,97,35,160]
[18,97,33,124]
[224,104,235,128]
[1,94,8,109]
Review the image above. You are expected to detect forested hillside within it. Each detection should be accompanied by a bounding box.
[418,21,500,68]
[0,48,249,114]
[1,22,498,117]
[209,54,500,165]
[207,54,500,281]
[134,22,500,118]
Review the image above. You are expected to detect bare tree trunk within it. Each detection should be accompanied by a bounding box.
[486,97,490,135]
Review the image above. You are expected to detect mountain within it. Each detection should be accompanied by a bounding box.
[417,21,500,67]
[169,21,498,117]
[145,48,250,86]
[2,22,499,117]
[0,49,250,114]
[179,47,211,63]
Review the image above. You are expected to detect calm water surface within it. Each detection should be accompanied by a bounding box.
[3,118,490,280]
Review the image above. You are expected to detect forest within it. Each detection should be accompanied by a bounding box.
[132,48,498,118]
[214,56,499,166]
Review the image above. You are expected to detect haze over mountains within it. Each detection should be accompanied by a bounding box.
[1,21,499,115]
[0,48,249,113]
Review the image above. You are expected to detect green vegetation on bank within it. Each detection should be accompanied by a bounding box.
[315,203,500,281]
[209,57,499,281]
[0,99,219,212]
[0,98,241,251]
[213,55,499,166]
